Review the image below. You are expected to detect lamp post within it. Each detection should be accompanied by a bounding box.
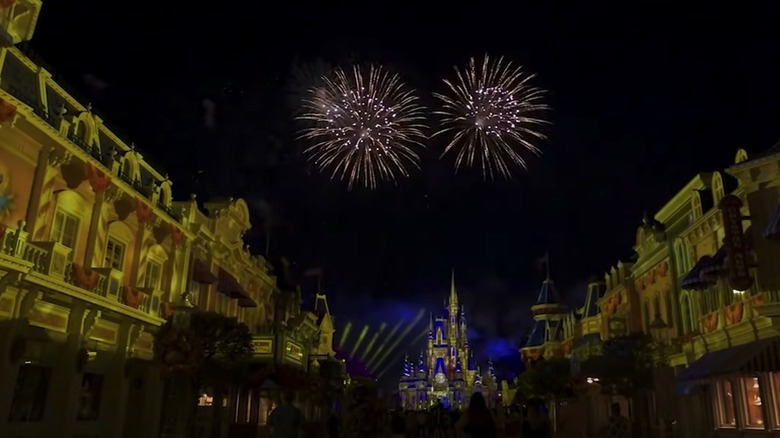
[163,292,195,438]
[172,291,194,330]
[649,313,673,437]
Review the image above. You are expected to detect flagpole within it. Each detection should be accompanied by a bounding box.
[546,250,551,281]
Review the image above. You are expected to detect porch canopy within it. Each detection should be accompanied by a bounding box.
[676,336,780,385]
[192,259,218,284]
[217,268,257,307]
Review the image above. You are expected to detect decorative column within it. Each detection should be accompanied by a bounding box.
[44,302,97,435]
[0,277,35,436]
[100,322,141,436]
[82,164,111,267]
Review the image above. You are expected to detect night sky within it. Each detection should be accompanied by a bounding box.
[28,2,780,377]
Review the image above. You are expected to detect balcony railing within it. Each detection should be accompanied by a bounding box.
[157,201,181,222]
[0,222,162,320]
[0,49,179,222]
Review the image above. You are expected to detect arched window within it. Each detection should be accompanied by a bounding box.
[691,191,703,221]
[712,172,725,205]
[664,291,674,328]
[674,239,690,274]
[680,295,693,334]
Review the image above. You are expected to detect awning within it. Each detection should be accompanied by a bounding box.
[700,247,727,278]
[699,226,757,278]
[676,337,780,384]
[217,268,255,306]
[192,259,217,284]
[217,269,245,298]
[764,206,780,238]
[238,296,257,308]
[681,255,715,290]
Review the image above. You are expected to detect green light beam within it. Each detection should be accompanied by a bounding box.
[359,322,387,362]
[349,325,370,360]
[370,308,425,372]
[338,321,352,349]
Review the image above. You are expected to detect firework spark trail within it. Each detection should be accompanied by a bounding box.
[433,55,549,180]
[297,65,428,190]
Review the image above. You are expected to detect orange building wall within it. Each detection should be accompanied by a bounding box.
[0,130,38,230]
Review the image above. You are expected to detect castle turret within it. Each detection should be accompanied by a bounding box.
[401,354,412,379]
[520,275,567,365]
[417,351,426,377]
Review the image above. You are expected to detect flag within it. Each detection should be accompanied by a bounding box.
[303,267,323,277]
[534,251,549,271]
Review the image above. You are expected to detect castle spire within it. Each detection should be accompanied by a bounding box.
[449,269,458,306]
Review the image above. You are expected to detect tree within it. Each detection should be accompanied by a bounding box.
[516,358,574,434]
[516,357,574,401]
[154,311,254,438]
[600,333,668,396]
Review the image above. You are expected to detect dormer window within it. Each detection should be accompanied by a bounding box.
[675,239,690,274]
[712,173,725,205]
[691,192,703,222]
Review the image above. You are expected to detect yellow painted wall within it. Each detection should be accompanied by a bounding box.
[0,129,38,229]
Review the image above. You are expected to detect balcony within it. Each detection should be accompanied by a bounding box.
[0,224,162,321]
[137,286,163,316]
[157,201,180,222]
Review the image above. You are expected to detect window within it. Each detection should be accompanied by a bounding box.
[189,280,201,308]
[642,302,651,333]
[742,377,764,428]
[8,364,51,423]
[715,379,736,427]
[771,373,780,428]
[77,373,104,422]
[104,238,125,271]
[680,295,693,334]
[52,209,79,250]
[675,239,690,274]
[712,173,725,205]
[217,293,229,315]
[691,192,703,221]
[144,261,162,290]
[664,292,674,328]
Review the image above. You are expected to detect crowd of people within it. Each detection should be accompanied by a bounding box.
[384,393,552,438]
[266,390,632,437]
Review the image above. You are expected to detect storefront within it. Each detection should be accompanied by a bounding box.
[676,336,780,435]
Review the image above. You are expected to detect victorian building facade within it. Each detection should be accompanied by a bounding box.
[535,147,780,436]
[0,3,339,437]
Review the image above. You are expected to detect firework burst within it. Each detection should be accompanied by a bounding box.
[297,65,427,190]
[434,55,549,179]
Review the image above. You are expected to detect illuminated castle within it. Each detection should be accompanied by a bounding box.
[398,273,497,410]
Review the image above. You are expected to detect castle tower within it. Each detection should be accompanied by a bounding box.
[520,276,567,365]
[448,270,458,358]
[399,354,415,410]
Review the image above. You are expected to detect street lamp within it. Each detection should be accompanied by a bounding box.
[163,291,194,438]
[172,291,194,330]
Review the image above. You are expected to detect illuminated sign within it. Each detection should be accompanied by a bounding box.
[252,338,273,355]
[285,341,304,363]
[719,195,753,291]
